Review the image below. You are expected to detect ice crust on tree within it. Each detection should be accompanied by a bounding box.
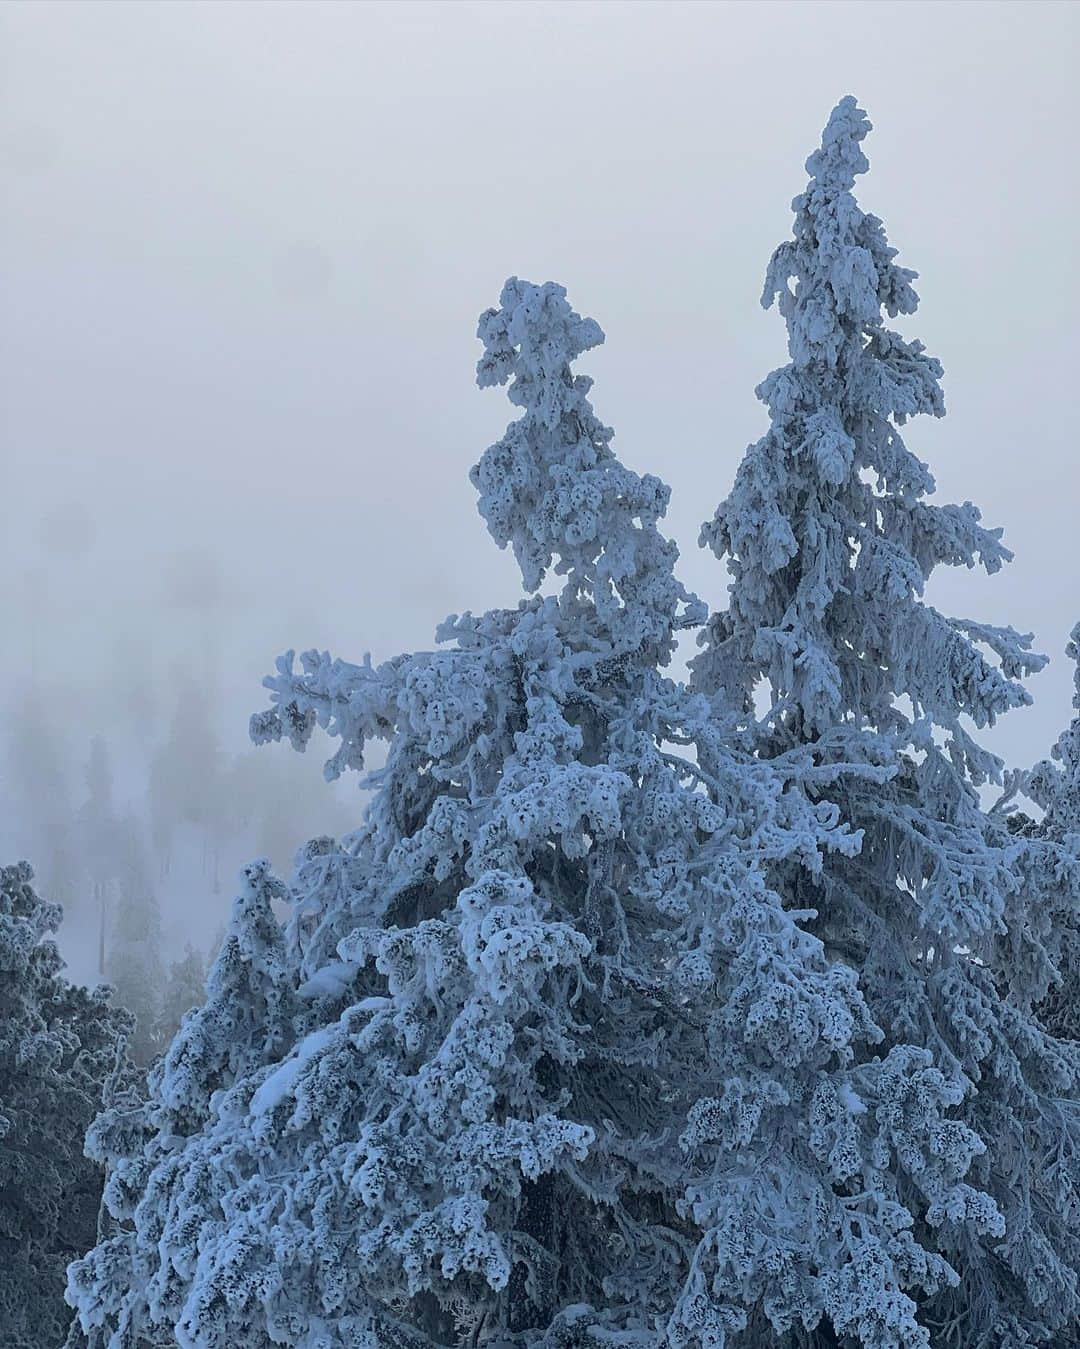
[694,97,1080,1346]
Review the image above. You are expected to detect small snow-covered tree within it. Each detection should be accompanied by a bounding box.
[694,97,1079,1347]
[0,861,133,1349]
[66,279,917,1349]
[65,858,294,1348]
[1023,623,1080,1041]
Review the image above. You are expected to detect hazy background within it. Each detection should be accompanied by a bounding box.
[2,0,1077,985]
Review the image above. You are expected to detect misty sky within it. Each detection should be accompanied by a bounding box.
[2,1,1078,970]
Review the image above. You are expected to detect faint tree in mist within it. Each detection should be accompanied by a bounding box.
[225,745,357,878]
[157,944,207,1048]
[160,550,232,692]
[104,813,166,1067]
[5,686,79,912]
[28,501,95,690]
[148,672,229,891]
[78,736,121,976]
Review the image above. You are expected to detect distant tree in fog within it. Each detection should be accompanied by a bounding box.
[148,674,229,890]
[5,687,78,912]
[225,745,356,876]
[161,550,231,690]
[104,815,166,1067]
[79,737,117,878]
[78,737,123,976]
[0,861,132,1348]
[109,630,161,742]
[157,943,207,1048]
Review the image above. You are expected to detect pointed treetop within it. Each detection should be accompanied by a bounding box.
[698,97,1043,766]
[475,276,604,425]
[763,94,925,366]
[471,277,704,655]
[804,95,871,192]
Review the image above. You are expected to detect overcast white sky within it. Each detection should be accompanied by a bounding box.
[2,1,1078,866]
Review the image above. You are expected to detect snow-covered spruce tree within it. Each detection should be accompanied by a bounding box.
[66,278,941,1349]
[1023,623,1080,1041]
[64,857,294,1349]
[694,97,1080,1347]
[0,861,133,1349]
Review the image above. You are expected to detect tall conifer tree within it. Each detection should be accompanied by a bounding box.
[694,97,1079,1347]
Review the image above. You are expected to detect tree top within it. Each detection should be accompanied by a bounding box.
[805,94,871,192]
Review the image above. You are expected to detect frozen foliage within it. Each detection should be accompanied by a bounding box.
[694,98,1080,1346]
[67,277,911,1349]
[0,861,133,1349]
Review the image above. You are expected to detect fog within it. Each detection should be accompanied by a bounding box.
[1,0,1077,986]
